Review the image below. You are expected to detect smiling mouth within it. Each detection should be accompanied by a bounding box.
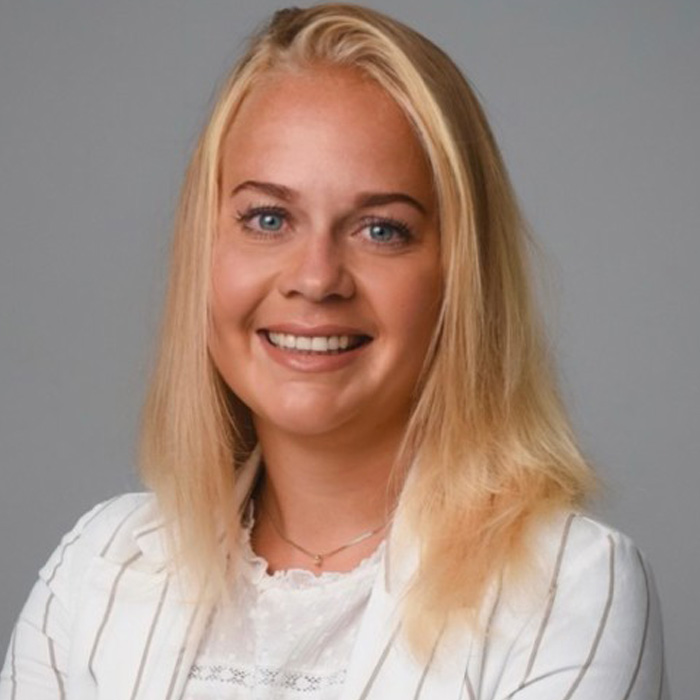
[264,331,372,354]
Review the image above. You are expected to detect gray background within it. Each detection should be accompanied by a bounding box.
[1,0,697,695]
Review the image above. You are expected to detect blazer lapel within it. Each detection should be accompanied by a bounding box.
[339,523,475,700]
[72,518,209,700]
[76,449,263,700]
[338,566,403,700]
[339,523,423,700]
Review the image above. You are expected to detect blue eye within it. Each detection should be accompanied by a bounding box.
[368,223,397,242]
[257,212,284,231]
[236,206,288,234]
[363,218,413,246]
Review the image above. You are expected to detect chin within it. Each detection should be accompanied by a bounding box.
[240,380,354,434]
[253,402,351,438]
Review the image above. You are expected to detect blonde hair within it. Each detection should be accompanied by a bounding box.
[140,3,595,647]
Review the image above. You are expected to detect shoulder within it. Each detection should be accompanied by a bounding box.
[488,511,666,698]
[38,492,162,585]
[61,492,157,549]
[517,510,658,638]
[531,511,654,607]
[70,492,156,537]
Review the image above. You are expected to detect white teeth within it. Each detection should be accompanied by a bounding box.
[297,336,312,351]
[267,332,363,353]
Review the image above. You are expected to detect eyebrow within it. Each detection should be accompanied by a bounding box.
[230,180,428,216]
[356,192,427,215]
[231,180,295,201]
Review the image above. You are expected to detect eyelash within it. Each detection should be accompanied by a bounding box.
[234,204,415,247]
[235,204,288,236]
[361,216,413,247]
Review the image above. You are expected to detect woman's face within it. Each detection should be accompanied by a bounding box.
[210,67,442,445]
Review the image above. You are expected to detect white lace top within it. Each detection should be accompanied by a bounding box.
[182,513,384,700]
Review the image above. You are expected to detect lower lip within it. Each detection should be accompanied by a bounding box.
[258,332,371,372]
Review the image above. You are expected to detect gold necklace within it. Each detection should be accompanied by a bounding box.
[263,503,388,567]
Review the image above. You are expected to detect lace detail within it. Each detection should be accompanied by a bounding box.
[182,500,383,699]
[188,663,347,692]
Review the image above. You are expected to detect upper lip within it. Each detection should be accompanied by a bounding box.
[260,323,372,338]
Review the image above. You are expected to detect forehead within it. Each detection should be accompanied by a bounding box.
[219,66,433,197]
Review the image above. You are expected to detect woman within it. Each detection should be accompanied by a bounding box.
[0,5,666,699]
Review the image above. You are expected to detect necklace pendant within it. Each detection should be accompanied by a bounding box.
[313,554,323,566]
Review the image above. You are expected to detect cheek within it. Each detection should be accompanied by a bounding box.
[208,254,255,391]
[210,257,238,318]
[384,266,442,343]
[209,245,266,332]
[209,260,240,344]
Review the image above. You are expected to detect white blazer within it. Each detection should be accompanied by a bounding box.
[0,459,668,699]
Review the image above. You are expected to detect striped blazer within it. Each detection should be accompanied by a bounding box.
[1,460,668,699]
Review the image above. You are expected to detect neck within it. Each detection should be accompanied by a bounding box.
[258,422,405,527]
[250,418,408,573]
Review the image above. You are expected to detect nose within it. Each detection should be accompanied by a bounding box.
[277,232,355,302]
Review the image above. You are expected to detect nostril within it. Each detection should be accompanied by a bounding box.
[277,254,355,302]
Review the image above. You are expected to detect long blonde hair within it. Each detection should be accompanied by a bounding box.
[140,3,595,644]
